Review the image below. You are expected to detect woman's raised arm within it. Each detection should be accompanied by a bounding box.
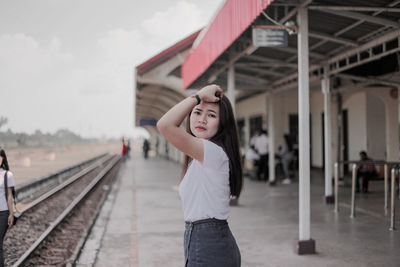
[156,85,223,163]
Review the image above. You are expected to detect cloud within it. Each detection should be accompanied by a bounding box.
[142,1,205,47]
[0,0,218,138]
[0,33,74,94]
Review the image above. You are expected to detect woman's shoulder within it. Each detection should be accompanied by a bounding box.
[203,139,225,152]
[0,169,13,177]
[202,139,228,163]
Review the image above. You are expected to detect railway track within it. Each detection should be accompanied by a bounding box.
[4,154,121,266]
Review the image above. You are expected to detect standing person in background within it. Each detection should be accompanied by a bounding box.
[126,139,131,157]
[142,139,150,159]
[157,84,242,266]
[0,148,15,267]
[155,137,159,156]
[121,137,127,157]
[254,129,269,182]
[279,134,294,184]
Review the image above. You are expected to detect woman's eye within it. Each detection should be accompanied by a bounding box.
[208,114,216,118]
[193,111,201,115]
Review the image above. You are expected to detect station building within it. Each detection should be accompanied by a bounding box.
[135,0,400,253]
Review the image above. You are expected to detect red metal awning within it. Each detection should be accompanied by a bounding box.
[137,30,201,75]
[182,0,274,89]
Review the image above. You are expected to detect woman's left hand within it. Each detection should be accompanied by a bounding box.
[197,84,223,103]
[8,214,13,227]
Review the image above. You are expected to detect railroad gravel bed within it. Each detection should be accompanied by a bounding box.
[23,161,120,266]
[4,157,118,266]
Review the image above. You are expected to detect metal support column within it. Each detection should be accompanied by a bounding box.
[244,117,250,151]
[296,7,315,254]
[398,86,400,163]
[337,93,343,182]
[322,67,334,203]
[227,65,236,114]
[268,93,276,185]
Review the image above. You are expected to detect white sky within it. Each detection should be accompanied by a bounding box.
[0,0,224,138]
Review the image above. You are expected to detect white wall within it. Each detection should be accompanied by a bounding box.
[365,87,399,161]
[366,93,386,160]
[236,93,267,149]
[343,92,367,161]
[274,90,298,150]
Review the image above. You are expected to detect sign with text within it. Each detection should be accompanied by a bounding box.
[252,28,288,47]
[139,119,157,127]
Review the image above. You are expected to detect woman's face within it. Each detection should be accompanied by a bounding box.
[190,102,220,140]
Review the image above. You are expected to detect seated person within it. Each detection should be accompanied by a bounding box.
[244,145,260,172]
[356,151,377,193]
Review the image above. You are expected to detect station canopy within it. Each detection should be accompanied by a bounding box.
[182,0,400,99]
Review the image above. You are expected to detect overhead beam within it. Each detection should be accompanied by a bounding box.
[357,0,400,42]
[242,54,297,68]
[309,6,400,13]
[137,88,182,101]
[278,0,313,24]
[320,9,400,28]
[207,42,256,83]
[270,46,326,60]
[309,31,358,47]
[236,65,286,77]
[327,30,400,75]
[236,62,297,68]
[337,73,400,88]
[304,1,400,55]
[235,72,270,85]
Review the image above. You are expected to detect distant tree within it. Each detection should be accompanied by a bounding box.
[16,133,28,146]
[0,116,8,130]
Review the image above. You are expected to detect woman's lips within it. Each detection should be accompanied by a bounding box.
[195,126,206,131]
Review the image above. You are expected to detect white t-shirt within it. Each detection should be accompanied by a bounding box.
[178,139,230,222]
[0,168,14,211]
[254,134,269,155]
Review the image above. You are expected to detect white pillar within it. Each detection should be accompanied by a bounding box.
[245,117,250,151]
[227,65,236,113]
[398,86,400,161]
[296,7,315,253]
[322,67,333,202]
[268,93,275,183]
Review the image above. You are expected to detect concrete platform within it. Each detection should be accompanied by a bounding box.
[81,152,400,267]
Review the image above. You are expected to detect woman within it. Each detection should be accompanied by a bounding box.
[157,84,242,266]
[0,148,15,266]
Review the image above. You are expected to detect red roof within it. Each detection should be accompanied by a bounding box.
[136,30,201,75]
[182,0,274,89]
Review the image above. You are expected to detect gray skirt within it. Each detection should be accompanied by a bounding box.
[184,218,241,267]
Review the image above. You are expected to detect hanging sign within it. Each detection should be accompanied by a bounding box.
[252,28,288,47]
[139,119,157,126]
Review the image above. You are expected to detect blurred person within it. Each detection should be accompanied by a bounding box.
[244,145,259,177]
[0,148,15,267]
[155,137,159,156]
[356,151,377,193]
[157,84,242,266]
[121,137,127,157]
[142,139,150,159]
[254,129,269,182]
[279,134,294,184]
[126,139,131,157]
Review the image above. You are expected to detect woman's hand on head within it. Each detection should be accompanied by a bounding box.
[198,84,223,103]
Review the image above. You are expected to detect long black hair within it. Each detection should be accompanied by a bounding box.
[182,95,243,197]
[0,148,10,171]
